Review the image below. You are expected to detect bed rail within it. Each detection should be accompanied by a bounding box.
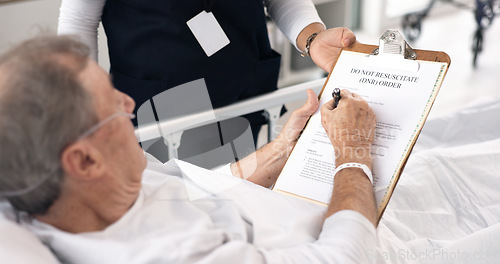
[135,77,326,159]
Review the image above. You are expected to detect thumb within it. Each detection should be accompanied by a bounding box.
[307,89,319,111]
[304,89,319,114]
[341,28,356,47]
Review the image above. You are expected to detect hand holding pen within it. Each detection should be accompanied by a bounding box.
[320,88,376,159]
[332,88,341,108]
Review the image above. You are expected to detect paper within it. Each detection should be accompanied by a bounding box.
[274,51,448,212]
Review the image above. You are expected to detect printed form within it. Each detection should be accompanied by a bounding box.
[274,51,447,209]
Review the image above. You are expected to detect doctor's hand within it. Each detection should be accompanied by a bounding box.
[273,89,319,157]
[321,89,376,166]
[309,27,356,73]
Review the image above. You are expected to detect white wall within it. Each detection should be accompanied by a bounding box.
[0,0,61,54]
[0,0,110,69]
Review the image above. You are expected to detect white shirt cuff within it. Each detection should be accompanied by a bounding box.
[265,0,325,51]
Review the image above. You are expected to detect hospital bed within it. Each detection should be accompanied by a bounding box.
[134,78,325,161]
[1,78,500,263]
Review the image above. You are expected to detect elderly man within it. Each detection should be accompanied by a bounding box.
[0,36,377,263]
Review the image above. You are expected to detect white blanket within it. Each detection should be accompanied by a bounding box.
[1,97,500,263]
[376,97,500,263]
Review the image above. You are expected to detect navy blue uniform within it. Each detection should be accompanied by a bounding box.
[102,0,281,119]
[102,0,282,163]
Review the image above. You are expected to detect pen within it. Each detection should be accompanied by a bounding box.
[332,88,341,108]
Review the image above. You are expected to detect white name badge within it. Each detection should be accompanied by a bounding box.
[187,11,230,57]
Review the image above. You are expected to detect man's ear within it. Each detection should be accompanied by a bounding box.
[61,142,105,180]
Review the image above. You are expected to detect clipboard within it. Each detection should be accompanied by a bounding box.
[326,29,450,221]
[273,29,451,223]
[319,29,451,97]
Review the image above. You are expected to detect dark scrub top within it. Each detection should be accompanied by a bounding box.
[101,0,281,118]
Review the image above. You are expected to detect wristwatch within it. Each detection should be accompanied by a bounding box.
[300,32,320,57]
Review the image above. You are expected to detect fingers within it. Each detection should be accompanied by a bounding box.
[306,89,319,110]
[323,99,334,111]
[340,89,364,102]
[297,89,319,116]
[322,89,350,111]
[341,28,356,47]
[316,27,356,48]
[320,88,376,150]
[322,89,364,114]
[277,90,319,144]
[289,89,319,122]
[340,89,352,99]
[351,92,362,100]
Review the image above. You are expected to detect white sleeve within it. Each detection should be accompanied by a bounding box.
[58,0,106,61]
[198,210,377,264]
[261,210,378,263]
[264,0,325,51]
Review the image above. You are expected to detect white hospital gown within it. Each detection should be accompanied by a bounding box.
[22,159,377,264]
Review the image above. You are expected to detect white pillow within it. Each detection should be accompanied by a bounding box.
[0,201,60,264]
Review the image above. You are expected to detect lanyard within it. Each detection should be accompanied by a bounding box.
[204,0,214,12]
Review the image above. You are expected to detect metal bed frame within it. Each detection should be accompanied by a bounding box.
[135,78,325,160]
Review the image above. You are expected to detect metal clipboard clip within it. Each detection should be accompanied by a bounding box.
[365,29,420,72]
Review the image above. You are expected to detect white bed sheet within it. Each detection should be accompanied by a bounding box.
[1,97,499,264]
[376,97,500,263]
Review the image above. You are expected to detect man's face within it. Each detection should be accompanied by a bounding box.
[78,59,146,185]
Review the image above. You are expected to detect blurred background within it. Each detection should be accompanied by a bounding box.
[1,0,499,145]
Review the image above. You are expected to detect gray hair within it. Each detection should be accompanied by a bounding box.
[0,35,98,215]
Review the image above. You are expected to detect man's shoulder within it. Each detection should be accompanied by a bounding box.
[142,161,182,186]
[141,159,246,201]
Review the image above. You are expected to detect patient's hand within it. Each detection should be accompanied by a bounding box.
[231,90,318,187]
[273,89,319,157]
[321,89,376,165]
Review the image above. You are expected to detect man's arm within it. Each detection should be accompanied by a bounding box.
[264,0,325,51]
[230,89,319,188]
[321,89,377,225]
[213,91,377,263]
[265,0,356,73]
